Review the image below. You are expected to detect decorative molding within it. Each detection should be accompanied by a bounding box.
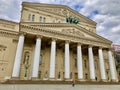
[0,29,19,38]
[0,20,16,29]
[24,4,96,25]
[62,29,84,37]
[21,22,112,44]
[20,24,111,48]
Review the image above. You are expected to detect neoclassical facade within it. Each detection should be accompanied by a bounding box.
[0,2,118,82]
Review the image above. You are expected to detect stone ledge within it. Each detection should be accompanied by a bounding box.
[1,80,120,85]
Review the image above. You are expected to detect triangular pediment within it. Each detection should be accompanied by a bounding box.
[21,22,111,44]
[22,2,96,26]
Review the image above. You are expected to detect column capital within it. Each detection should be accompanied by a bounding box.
[77,43,82,46]
[36,35,42,39]
[99,46,103,49]
[65,40,70,44]
[19,32,26,36]
[88,45,93,48]
[51,38,57,41]
[108,48,113,51]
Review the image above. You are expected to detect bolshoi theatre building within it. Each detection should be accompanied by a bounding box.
[0,2,119,84]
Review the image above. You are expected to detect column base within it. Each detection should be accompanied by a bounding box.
[31,77,39,80]
[57,78,62,81]
[90,79,96,82]
[11,77,20,80]
[4,76,11,81]
[64,78,71,81]
[111,79,119,82]
[49,78,55,81]
[101,79,107,82]
[78,79,85,81]
[43,78,48,80]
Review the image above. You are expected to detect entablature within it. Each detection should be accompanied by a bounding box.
[0,29,19,39]
[20,23,112,48]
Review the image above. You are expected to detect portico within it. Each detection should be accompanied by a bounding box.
[0,2,118,84]
[11,30,118,82]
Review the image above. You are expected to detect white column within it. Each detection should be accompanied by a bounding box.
[49,39,56,79]
[88,46,95,80]
[32,37,41,78]
[64,41,70,79]
[12,35,25,77]
[98,48,106,81]
[77,43,83,80]
[108,50,117,81]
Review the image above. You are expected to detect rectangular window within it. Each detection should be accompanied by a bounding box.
[43,17,46,22]
[32,15,35,21]
[28,14,31,21]
[39,16,42,22]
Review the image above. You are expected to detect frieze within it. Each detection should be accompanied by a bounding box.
[0,22,15,29]
[61,9,68,16]
[20,25,111,48]
[34,7,63,16]
[32,6,77,18]
[21,23,111,44]
[62,29,84,37]
[0,30,18,38]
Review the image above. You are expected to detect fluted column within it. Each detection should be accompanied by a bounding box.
[64,41,70,80]
[31,36,41,79]
[98,48,106,81]
[77,43,83,80]
[49,39,56,79]
[88,46,95,80]
[12,34,25,78]
[108,50,118,81]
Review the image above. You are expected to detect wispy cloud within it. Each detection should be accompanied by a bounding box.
[0,0,120,45]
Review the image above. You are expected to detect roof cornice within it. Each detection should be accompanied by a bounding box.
[22,2,96,25]
[20,22,112,44]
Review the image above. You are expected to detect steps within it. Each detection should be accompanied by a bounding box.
[0,84,120,90]
[1,80,120,85]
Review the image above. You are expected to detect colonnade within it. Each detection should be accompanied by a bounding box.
[12,35,118,81]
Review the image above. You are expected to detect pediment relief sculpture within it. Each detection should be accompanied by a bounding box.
[62,29,84,37]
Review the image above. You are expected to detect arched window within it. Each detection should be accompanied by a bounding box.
[39,71,41,79]
[74,58,77,68]
[84,60,87,68]
[58,72,60,79]
[70,72,72,79]
[28,14,31,21]
[32,15,35,21]
[45,71,48,78]
[23,51,30,64]
[95,60,98,70]
[39,16,42,22]
[85,73,88,79]
[39,54,42,65]
[43,17,46,22]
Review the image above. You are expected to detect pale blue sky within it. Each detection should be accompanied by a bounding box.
[0,0,120,45]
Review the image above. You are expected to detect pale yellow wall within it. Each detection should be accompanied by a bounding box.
[21,5,96,33]
[0,3,114,82]
[21,7,65,23]
[0,20,19,32]
[0,36,17,80]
